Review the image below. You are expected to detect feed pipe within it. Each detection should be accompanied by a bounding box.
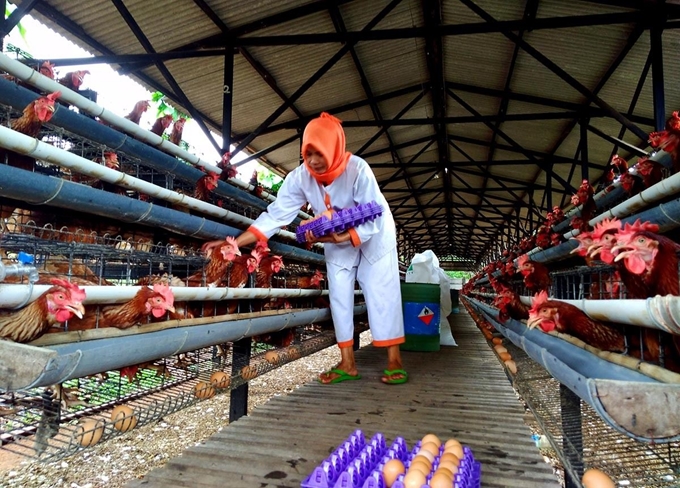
[12,304,368,389]
[0,284,356,309]
[0,164,324,265]
[465,297,680,444]
[476,192,680,285]
[0,76,311,222]
[515,295,680,337]
[552,150,672,234]
[0,124,307,240]
[0,53,219,174]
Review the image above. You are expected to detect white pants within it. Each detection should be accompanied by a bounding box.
[326,247,405,348]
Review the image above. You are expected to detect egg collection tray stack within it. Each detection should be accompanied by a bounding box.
[301,430,481,488]
[295,201,384,243]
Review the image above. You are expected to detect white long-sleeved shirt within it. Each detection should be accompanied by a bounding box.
[250,155,397,268]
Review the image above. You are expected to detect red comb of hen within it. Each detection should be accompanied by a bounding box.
[50,278,86,301]
[529,290,549,315]
[46,91,62,101]
[616,219,659,244]
[152,284,175,305]
[592,217,621,240]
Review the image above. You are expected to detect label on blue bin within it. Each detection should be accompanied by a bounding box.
[403,301,440,335]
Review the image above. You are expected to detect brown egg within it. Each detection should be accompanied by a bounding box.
[420,441,440,457]
[430,471,453,488]
[421,433,442,447]
[403,470,426,488]
[382,459,405,488]
[493,345,508,354]
[434,466,454,479]
[492,337,503,345]
[439,452,460,466]
[504,359,518,374]
[193,381,216,399]
[264,350,280,364]
[286,346,301,360]
[76,419,104,447]
[408,459,430,476]
[110,405,137,432]
[582,468,616,488]
[240,365,258,380]
[210,371,231,389]
[499,352,512,361]
[414,451,434,465]
[444,438,461,450]
[446,443,465,460]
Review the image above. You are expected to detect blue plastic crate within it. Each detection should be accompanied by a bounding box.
[301,430,481,488]
[296,202,384,243]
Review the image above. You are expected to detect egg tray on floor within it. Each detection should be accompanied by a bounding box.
[295,202,384,243]
[301,430,481,488]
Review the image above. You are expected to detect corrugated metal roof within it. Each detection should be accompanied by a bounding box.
[14,0,680,265]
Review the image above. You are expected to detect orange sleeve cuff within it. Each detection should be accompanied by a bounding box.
[348,228,361,247]
[247,225,268,242]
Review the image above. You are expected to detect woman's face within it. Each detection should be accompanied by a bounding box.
[305,146,328,174]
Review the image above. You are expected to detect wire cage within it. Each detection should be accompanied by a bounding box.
[0,327,342,463]
[507,340,680,487]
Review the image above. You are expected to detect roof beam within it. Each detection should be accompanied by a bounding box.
[110,0,222,154]
[460,0,649,142]
[134,12,659,47]
[192,0,305,120]
[328,2,436,246]
[422,0,451,252]
[377,139,437,188]
[232,0,404,156]
[1,0,40,37]
[234,84,426,139]
[446,88,577,194]
[27,2,215,133]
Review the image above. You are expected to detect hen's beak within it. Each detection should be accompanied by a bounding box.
[69,303,86,319]
[569,246,581,254]
[526,316,541,330]
[167,305,176,314]
[586,243,603,257]
[612,248,634,262]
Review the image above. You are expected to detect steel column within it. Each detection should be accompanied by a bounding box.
[222,45,234,153]
[0,0,40,38]
[580,119,589,182]
[651,20,666,131]
[229,338,251,422]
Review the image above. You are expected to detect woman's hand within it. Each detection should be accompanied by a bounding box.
[201,239,225,254]
[305,230,351,244]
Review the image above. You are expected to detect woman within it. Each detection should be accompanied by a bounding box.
[202,113,407,385]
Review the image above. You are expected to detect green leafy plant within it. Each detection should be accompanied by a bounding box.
[151,91,190,122]
[5,6,28,42]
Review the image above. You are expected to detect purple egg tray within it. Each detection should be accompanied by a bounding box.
[301,430,481,488]
[296,201,384,243]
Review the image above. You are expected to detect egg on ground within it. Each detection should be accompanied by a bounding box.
[582,468,616,488]
[194,381,216,399]
[210,370,231,389]
[76,419,105,447]
[264,350,280,364]
[110,405,137,432]
[240,365,258,380]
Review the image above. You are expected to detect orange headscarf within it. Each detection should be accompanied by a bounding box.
[302,112,351,185]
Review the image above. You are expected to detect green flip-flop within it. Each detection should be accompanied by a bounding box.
[382,369,408,385]
[318,368,362,384]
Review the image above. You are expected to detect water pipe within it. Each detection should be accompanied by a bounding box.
[1,304,368,390]
[0,284,355,308]
[0,164,325,265]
